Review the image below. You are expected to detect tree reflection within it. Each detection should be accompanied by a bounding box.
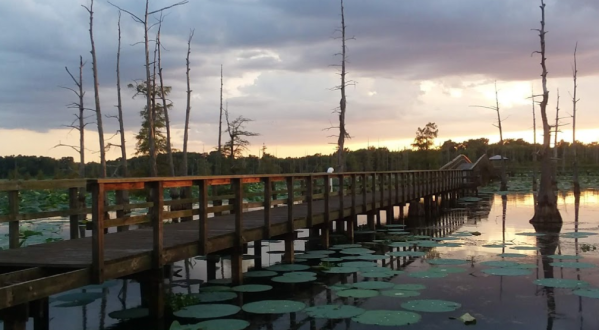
[532,221,562,330]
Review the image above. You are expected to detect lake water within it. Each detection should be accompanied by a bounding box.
[13,190,599,329]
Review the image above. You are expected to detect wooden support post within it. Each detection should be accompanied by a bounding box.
[115,189,130,233]
[139,269,164,319]
[1,303,28,330]
[8,190,20,249]
[68,187,79,239]
[31,298,49,330]
[232,178,244,285]
[263,177,272,238]
[371,173,377,211]
[376,211,381,226]
[198,180,209,255]
[321,224,330,249]
[90,182,105,283]
[306,176,313,228]
[324,175,331,228]
[394,173,400,205]
[286,176,295,233]
[380,173,385,208]
[147,181,164,269]
[231,246,243,286]
[399,204,404,220]
[349,174,357,243]
[367,212,375,230]
[361,174,367,213]
[254,240,263,269]
[206,255,218,280]
[212,186,222,216]
[411,173,416,200]
[338,174,344,218]
[283,233,294,263]
[386,207,393,223]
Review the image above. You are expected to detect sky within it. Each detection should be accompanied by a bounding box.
[1,0,598,161]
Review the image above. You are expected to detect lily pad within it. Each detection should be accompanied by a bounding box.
[321,257,344,262]
[109,307,150,320]
[401,299,462,313]
[336,289,379,298]
[328,283,354,291]
[244,270,278,278]
[508,263,537,269]
[362,272,396,278]
[384,224,407,228]
[200,286,232,292]
[340,248,375,255]
[207,278,233,285]
[388,242,413,248]
[339,261,376,268]
[482,268,532,276]
[283,271,317,277]
[357,254,389,261]
[242,300,305,314]
[480,261,520,268]
[497,253,527,258]
[547,255,583,260]
[381,289,421,298]
[323,267,360,274]
[409,271,447,279]
[427,259,469,265]
[515,232,546,237]
[352,310,421,326]
[194,319,249,330]
[306,250,335,255]
[562,232,597,238]
[304,304,366,319]
[272,275,316,283]
[174,304,240,319]
[534,278,590,289]
[56,292,103,302]
[394,284,426,291]
[295,254,325,260]
[330,244,363,250]
[510,246,540,251]
[266,264,310,272]
[430,267,466,274]
[549,262,596,269]
[432,237,461,241]
[352,281,395,290]
[482,244,507,248]
[195,292,237,303]
[231,284,272,293]
[388,251,426,257]
[417,241,444,248]
[572,288,599,299]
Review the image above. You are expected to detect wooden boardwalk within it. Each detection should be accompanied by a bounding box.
[0,169,479,329]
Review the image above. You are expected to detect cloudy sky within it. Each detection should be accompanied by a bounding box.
[1,0,598,161]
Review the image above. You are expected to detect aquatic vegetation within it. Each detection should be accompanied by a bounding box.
[323,267,360,274]
[381,289,421,298]
[352,310,421,326]
[388,251,426,257]
[173,304,241,319]
[482,268,532,276]
[194,292,237,303]
[109,307,150,320]
[272,275,316,283]
[166,293,202,311]
[480,261,520,268]
[243,270,278,278]
[304,304,366,319]
[401,299,462,312]
[339,261,376,268]
[497,253,527,258]
[266,264,310,272]
[549,261,596,269]
[336,289,379,298]
[393,284,426,291]
[427,259,469,265]
[510,246,539,251]
[533,278,590,289]
[572,288,599,299]
[340,248,375,255]
[242,300,305,314]
[352,281,395,290]
[231,284,272,293]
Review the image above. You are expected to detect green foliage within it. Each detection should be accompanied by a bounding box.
[165,293,201,312]
[581,244,597,252]
[412,122,438,151]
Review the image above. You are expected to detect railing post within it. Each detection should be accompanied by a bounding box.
[411,173,416,200]
[147,181,164,269]
[68,187,79,239]
[338,174,344,218]
[306,176,313,228]
[8,190,20,249]
[379,173,385,207]
[324,175,331,226]
[349,174,357,242]
[232,178,244,285]
[90,181,105,283]
[394,173,400,205]
[400,173,406,203]
[286,176,295,232]
[263,177,272,238]
[198,179,209,255]
[371,173,377,210]
[361,174,367,213]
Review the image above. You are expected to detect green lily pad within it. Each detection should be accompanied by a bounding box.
[352,281,395,290]
[417,241,444,248]
[384,224,407,228]
[271,275,316,283]
[451,232,473,237]
[412,235,431,239]
[534,278,590,288]
[572,288,599,299]
[480,261,520,268]
[510,246,539,251]
[304,304,366,319]
[355,231,377,235]
[547,255,583,260]
[401,299,461,312]
[207,278,232,285]
[194,292,237,303]
[388,251,426,257]
[323,267,360,274]
[339,261,376,268]
[283,271,317,277]
[194,319,249,330]
[430,267,466,274]
[381,289,421,298]
[482,268,532,276]
[562,232,597,238]
[328,283,354,291]
[306,250,335,255]
[482,244,507,248]
[409,271,447,279]
[357,254,389,261]
[427,259,469,265]
[362,272,396,278]
[508,263,537,269]
[340,248,375,255]
[174,304,240,319]
[340,255,363,260]
[336,289,379,298]
[432,237,461,241]
[394,284,426,291]
[330,244,363,250]
[321,257,344,262]
[242,300,305,314]
[231,284,272,292]
[266,264,310,272]
[515,232,546,237]
[295,254,325,260]
[109,307,150,320]
[200,286,232,292]
[550,262,596,269]
[497,253,527,258]
[56,292,103,302]
[388,242,413,248]
[352,310,421,326]
[244,270,278,278]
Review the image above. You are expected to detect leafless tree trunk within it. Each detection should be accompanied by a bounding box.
[531,0,561,224]
[218,65,224,154]
[116,12,128,178]
[83,0,106,178]
[571,43,580,194]
[156,20,175,177]
[335,0,350,172]
[531,87,538,191]
[108,0,188,177]
[552,89,560,188]
[182,29,194,176]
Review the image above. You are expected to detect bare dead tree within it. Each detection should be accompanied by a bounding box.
[115,12,128,178]
[553,89,560,161]
[224,108,259,161]
[83,0,106,178]
[531,0,562,224]
[531,86,538,191]
[182,29,195,176]
[334,0,351,172]
[471,81,507,191]
[156,17,175,177]
[108,0,188,177]
[571,42,580,194]
[218,65,224,154]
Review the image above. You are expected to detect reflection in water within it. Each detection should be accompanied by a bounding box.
[533,221,562,330]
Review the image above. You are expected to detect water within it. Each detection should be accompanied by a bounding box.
[15,190,599,329]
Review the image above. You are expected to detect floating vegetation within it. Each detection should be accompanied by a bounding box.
[357,254,389,261]
[572,288,599,299]
[328,284,354,291]
[510,246,540,251]
[306,250,335,255]
[394,284,426,291]
[174,304,241,319]
[271,275,316,283]
[231,284,272,293]
[562,232,597,238]
[549,262,596,269]
[482,268,532,276]
[339,261,376,268]
[408,271,447,279]
[266,264,310,272]
[330,244,363,250]
[193,319,249,330]
[482,244,507,248]
[340,248,375,255]
[388,242,413,248]
[323,267,360,274]
[381,289,421,298]
[352,281,395,290]
[109,307,150,320]
[200,286,232,292]
[295,254,325,260]
[427,259,469,265]
[480,261,520,268]
[352,310,421,326]
[534,278,590,289]
[207,278,233,285]
[336,289,380,298]
[242,300,305,314]
[388,251,426,257]
[451,232,473,237]
[321,257,344,262]
[384,224,407,228]
[508,263,537,269]
[194,292,237,303]
[547,254,583,260]
[497,253,527,258]
[515,232,546,237]
[244,270,278,278]
[430,267,467,274]
[432,237,461,241]
[304,305,366,319]
[401,299,462,313]
[417,241,444,248]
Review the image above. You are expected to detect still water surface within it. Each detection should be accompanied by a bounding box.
[31,190,599,329]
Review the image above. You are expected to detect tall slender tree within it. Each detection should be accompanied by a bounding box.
[531,87,538,191]
[218,65,224,154]
[156,19,175,177]
[83,0,106,178]
[531,0,561,223]
[334,0,351,172]
[182,29,195,176]
[115,12,128,177]
[571,43,580,194]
